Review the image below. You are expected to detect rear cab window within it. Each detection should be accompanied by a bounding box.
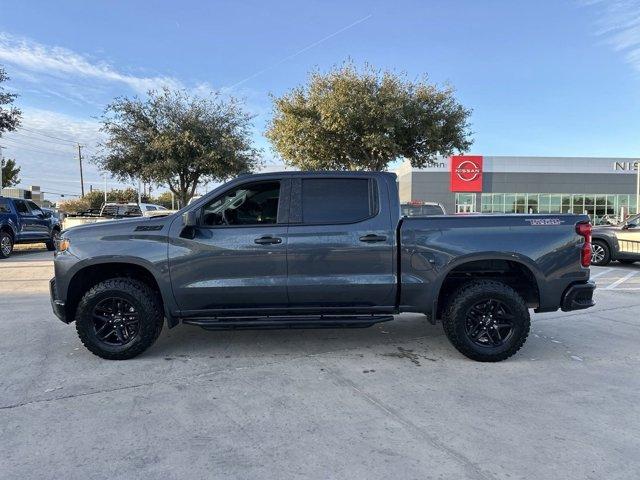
[300,178,377,224]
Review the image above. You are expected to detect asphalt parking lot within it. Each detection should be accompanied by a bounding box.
[1,247,639,480]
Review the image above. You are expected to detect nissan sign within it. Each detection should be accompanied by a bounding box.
[450,155,483,192]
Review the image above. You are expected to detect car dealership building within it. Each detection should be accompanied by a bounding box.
[395,155,640,224]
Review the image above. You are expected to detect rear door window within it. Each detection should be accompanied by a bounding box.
[301,178,375,224]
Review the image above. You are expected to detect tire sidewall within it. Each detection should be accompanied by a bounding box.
[76,281,160,357]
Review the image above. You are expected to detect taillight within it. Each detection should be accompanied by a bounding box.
[576,222,592,267]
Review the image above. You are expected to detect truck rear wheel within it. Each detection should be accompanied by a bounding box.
[75,278,164,360]
[442,280,530,362]
[0,231,13,259]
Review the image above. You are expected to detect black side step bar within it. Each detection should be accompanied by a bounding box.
[181,315,394,331]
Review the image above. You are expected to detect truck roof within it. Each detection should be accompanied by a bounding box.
[239,170,398,180]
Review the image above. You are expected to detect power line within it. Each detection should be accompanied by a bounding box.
[0,140,71,156]
[18,127,83,144]
[8,131,80,148]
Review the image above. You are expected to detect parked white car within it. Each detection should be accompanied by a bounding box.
[138,203,170,217]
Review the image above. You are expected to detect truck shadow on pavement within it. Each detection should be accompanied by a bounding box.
[148,315,464,364]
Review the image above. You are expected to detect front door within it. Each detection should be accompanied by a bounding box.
[13,199,40,240]
[26,200,50,239]
[285,176,396,312]
[168,179,289,315]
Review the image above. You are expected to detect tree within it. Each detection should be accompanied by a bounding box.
[266,63,473,171]
[153,191,176,209]
[95,88,260,206]
[1,158,21,188]
[0,67,21,136]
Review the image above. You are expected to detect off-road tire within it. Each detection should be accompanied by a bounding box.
[442,280,530,362]
[591,240,611,266]
[0,231,13,259]
[45,229,61,251]
[75,278,164,360]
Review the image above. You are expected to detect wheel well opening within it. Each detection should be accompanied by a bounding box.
[436,260,539,319]
[65,263,163,321]
[1,225,14,240]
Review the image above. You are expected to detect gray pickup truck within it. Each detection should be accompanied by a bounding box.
[50,171,595,361]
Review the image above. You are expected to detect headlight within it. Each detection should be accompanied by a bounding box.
[57,238,70,252]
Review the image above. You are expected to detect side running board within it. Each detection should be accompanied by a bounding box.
[181,315,394,331]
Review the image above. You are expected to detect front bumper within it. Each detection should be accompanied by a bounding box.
[49,278,68,323]
[560,281,596,312]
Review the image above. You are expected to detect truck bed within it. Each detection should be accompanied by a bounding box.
[398,213,591,315]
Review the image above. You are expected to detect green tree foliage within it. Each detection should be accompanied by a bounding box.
[266,63,473,171]
[1,158,21,188]
[0,67,21,136]
[153,190,176,209]
[95,88,260,206]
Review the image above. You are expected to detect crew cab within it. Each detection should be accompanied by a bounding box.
[0,196,61,259]
[50,172,595,362]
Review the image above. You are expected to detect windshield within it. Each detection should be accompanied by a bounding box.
[625,214,639,227]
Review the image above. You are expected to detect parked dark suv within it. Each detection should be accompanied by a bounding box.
[0,196,61,258]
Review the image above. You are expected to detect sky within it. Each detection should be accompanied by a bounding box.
[0,0,639,200]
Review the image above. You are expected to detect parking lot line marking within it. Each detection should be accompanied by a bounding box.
[605,271,638,290]
[591,268,614,279]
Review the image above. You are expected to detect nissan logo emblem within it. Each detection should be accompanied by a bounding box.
[455,160,481,182]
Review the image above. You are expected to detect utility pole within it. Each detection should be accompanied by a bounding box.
[77,144,85,197]
[104,174,108,205]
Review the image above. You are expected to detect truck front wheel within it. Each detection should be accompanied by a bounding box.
[75,278,164,360]
[442,281,530,362]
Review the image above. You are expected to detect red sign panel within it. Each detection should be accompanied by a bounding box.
[450,155,483,192]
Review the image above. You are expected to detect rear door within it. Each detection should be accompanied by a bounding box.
[285,175,396,312]
[168,179,290,314]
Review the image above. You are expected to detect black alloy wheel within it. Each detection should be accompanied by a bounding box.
[91,297,141,346]
[464,299,515,347]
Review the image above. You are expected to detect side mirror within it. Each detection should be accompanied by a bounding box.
[43,211,52,219]
[622,222,630,230]
[182,210,198,227]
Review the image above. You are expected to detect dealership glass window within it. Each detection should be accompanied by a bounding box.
[455,193,476,212]
[469,193,638,223]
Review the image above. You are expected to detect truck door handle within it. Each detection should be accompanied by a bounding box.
[359,234,387,243]
[254,236,282,245]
